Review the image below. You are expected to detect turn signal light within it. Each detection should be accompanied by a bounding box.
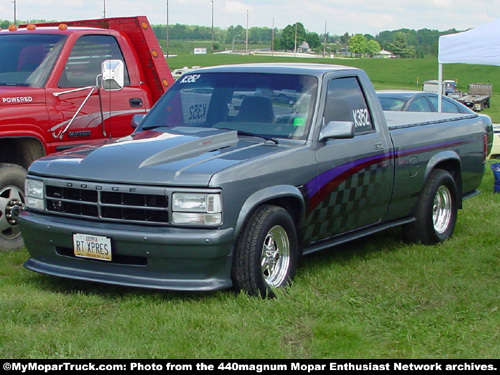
[8,24,18,32]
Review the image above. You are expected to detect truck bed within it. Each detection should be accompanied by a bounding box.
[384,111,476,130]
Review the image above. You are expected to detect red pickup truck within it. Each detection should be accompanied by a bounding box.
[0,16,174,250]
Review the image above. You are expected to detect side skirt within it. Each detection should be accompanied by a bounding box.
[301,217,415,257]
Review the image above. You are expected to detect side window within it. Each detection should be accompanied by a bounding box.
[442,99,459,113]
[323,77,373,134]
[408,97,433,112]
[59,35,130,88]
[428,96,459,113]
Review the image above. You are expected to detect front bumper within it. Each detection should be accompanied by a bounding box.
[20,211,235,291]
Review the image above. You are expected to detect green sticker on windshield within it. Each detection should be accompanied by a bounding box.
[293,117,306,127]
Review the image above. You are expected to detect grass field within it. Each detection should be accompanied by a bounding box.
[1,166,499,359]
[1,54,499,359]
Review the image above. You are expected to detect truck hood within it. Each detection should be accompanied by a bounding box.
[29,127,282,186]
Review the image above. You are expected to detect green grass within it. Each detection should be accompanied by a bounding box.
[1,167,499,359]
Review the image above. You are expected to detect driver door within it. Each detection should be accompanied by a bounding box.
[47,34,146,151]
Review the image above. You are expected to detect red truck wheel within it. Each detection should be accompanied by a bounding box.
[232,205,298,298]
[0,164,27,251]
[403,169,458,244]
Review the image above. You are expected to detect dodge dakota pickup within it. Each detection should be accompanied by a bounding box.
[0,16,173,250]
[20,63,491,297]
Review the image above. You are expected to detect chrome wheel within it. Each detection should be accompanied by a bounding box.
[433,185,452,234]
[0,184,25,242]
[261,225,291,288]
[402,169,457,245]
[232,205,298,297]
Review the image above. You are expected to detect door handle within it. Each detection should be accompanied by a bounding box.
[374,140,384,150]
[129,98,143,108]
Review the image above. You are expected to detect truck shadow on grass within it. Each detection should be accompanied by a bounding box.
[23,227,409,300]
[24,273,216,301]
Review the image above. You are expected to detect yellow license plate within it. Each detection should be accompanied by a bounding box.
[73,233,112,261]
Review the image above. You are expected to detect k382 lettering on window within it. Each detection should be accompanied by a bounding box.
[352,108,371,128]
[180,74,201,84]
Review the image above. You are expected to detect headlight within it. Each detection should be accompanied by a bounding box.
[25,178,45,210]
[172,193,221,213]
[172,193,222,225]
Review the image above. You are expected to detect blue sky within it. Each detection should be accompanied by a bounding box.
[3,0,499,35]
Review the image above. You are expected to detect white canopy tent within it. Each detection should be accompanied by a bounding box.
[437,17,500,111]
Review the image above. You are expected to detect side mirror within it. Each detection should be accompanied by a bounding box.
[101,59,124,91]
[319,121,355,141]
[131,114,146,129]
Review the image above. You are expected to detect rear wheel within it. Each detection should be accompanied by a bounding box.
[403,169,458,244]
[232,205,298,298]
[0,164,27,251]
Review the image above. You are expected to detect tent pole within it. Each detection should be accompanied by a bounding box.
[438,63,443,113]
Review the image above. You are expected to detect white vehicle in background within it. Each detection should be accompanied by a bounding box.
[172,66,202,79]
[490,124,500,159]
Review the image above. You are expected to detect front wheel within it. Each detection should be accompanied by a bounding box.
[403,169,458,244]
[0,164,27,251]
[232,205,298,298]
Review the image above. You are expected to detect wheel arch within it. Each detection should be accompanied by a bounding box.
[234,185,305,241]
[0,136,46,170]
[424,151,462,208]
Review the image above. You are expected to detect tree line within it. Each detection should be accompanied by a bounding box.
[1,19,462,58]
[153,23,463,58]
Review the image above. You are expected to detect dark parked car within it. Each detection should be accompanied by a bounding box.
[377,90,474,114]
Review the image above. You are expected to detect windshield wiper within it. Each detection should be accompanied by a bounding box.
[0,82,30,86]
[140,124,171,131]
[236,130,279,144]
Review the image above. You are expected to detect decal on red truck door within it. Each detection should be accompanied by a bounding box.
[47,34,146,145]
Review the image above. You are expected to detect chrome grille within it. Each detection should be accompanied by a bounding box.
[44,180,169,225]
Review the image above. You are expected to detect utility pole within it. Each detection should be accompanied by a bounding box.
[211,1,214,54]
[323,21,327,57]
[166,0,169,58]
[271,18,275,56]
[294,22,297,56]
[245,10,249,54]
[103,0,106,18]
[12,0,17,25]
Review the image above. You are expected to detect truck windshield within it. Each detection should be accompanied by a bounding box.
[140,72,318,140]
[0,34,66,87]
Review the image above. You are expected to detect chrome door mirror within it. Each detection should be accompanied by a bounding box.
[101,59,124,91]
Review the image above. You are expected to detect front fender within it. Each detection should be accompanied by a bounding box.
[234,185,305,238]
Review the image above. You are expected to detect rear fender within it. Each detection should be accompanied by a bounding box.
[423,150,462,207]
[424,150,461,180]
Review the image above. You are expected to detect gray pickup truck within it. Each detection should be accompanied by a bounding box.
[20,63,491,297]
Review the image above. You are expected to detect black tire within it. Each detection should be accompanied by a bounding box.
[0,164,27,251]
[232,205,298,298]
[403,169,458,244]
